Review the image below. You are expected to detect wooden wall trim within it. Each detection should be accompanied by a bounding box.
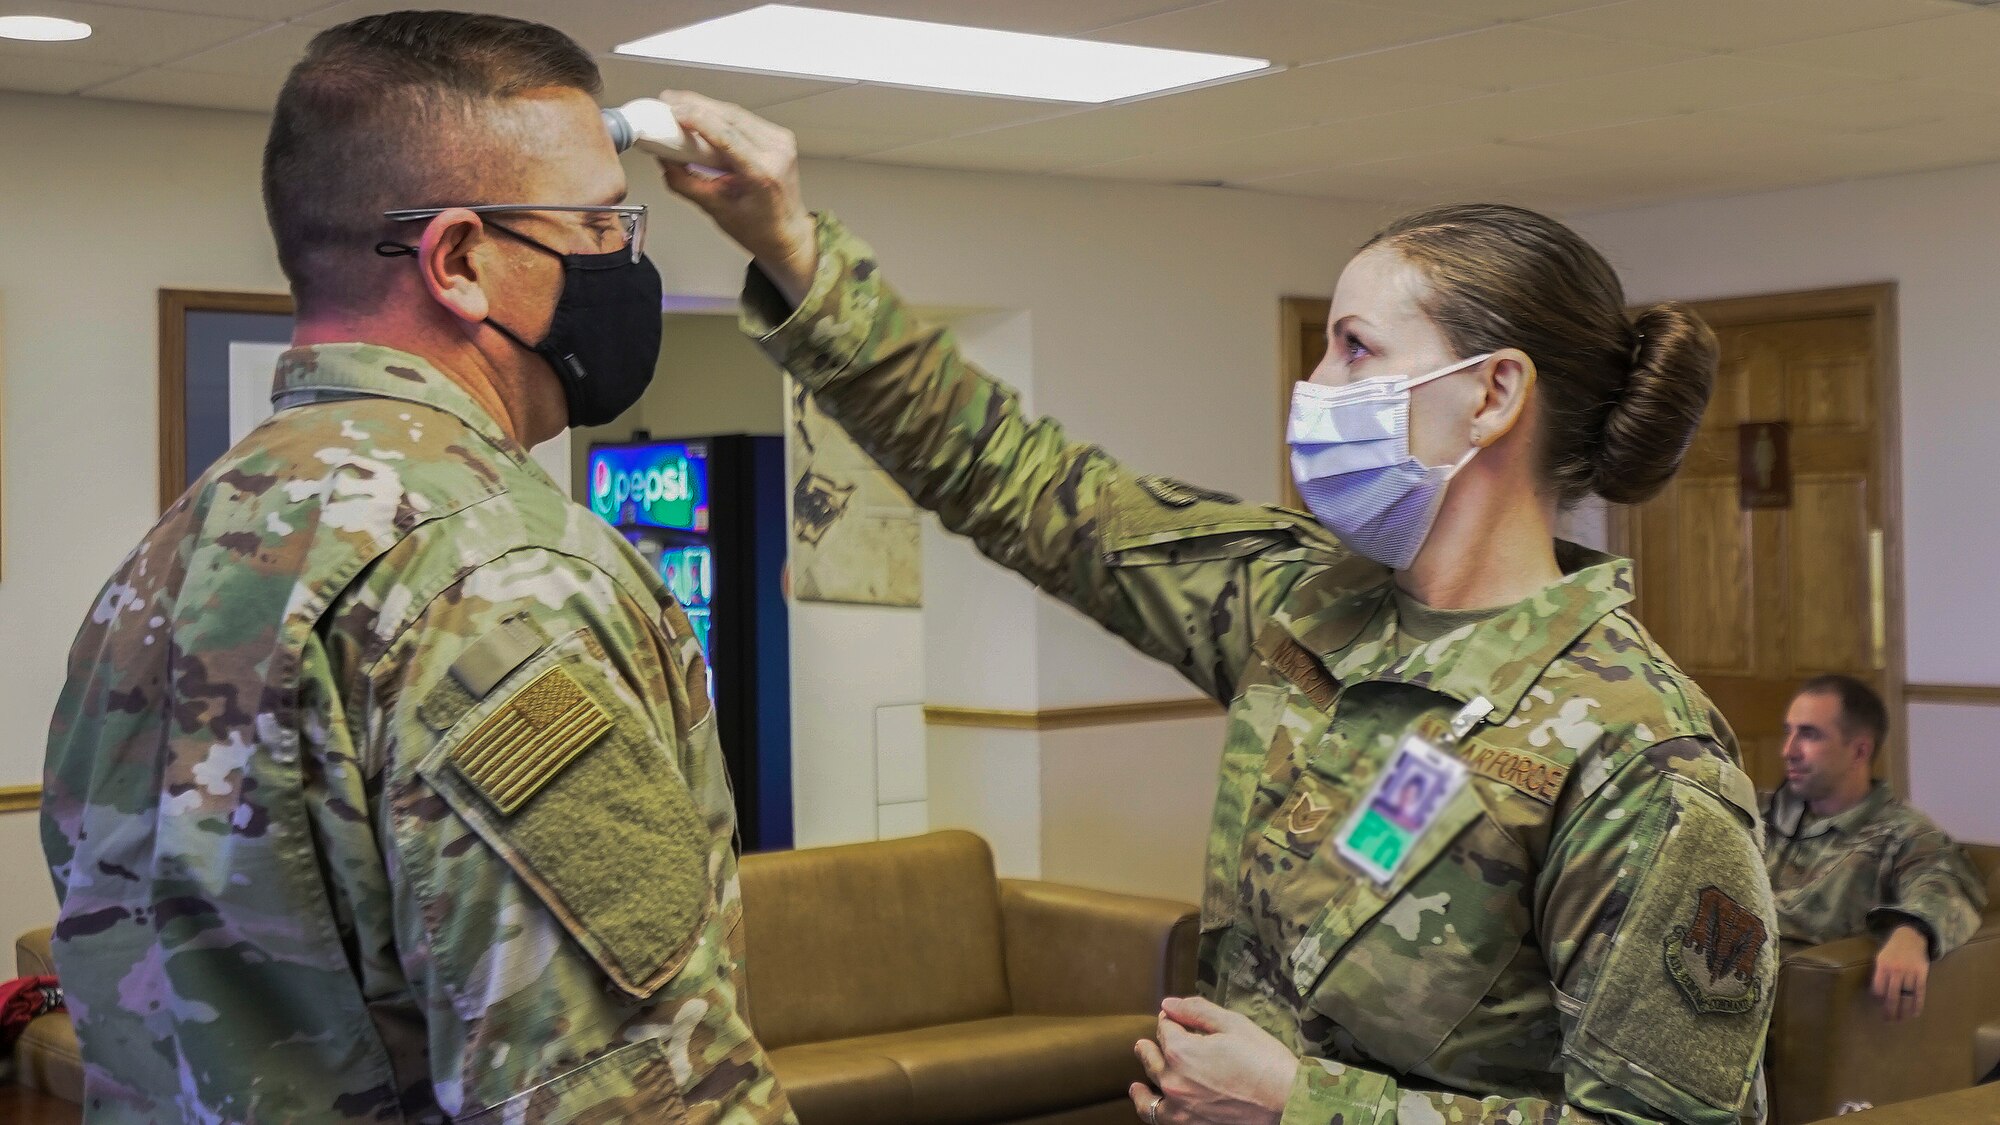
[0,785,41,815]
[926,698,1222,731]
[1905,684,2000,706]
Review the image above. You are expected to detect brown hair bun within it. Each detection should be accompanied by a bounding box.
[1593,302,1718,505]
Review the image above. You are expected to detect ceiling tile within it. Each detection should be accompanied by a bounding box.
[861,58,1493,177]
[1079,0,1485,63]
[596,56,850,110]
[74,0,338,19]
[85,64,279,111]
[0,1,262,67]
[1747,10,2000,92]
[1324,140,1623,187]
[1241,164,1459,208]
[1525,109,1820,160]
[757,84,1068,137]
[1535,0,1964,53]
[1376,0,1644,19]
[864,113,1163,174]
[1729,80,1996,134]
[789,124,934,159]
[1069,124,1349,182]
[0,51,140,95]
[162,20,319,80]
[1317,23,1700,95]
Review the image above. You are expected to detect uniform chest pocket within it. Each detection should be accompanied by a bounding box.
[1290,785,1532,1074]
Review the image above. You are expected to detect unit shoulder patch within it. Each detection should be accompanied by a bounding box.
[1664,885,1768,1015]
[451,664,613,815]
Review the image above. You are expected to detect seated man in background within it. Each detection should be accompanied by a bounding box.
[1764,675,1987,1021]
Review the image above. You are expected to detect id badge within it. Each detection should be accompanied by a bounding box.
[1335,722,1471,884]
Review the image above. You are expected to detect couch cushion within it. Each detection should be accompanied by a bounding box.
[739,831,1011,1049]
[14,1012,83,1104]
[767,1044,913,1125]
[15,928,55,978]
[804,1014,1153,1125]
[0,1085,82,1125]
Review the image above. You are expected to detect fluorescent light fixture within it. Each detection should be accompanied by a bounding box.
[616,5,1271,104]
[0,15,92,41]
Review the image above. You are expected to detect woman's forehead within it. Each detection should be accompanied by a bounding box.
[1330,246,1433,330]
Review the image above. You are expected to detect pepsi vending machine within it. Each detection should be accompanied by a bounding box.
[586,434,792,850]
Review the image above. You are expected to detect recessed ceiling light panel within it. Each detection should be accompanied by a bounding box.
[615,4,1272,104]
[0,14,92,41]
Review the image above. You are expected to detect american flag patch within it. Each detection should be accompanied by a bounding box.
[451,665,612,815]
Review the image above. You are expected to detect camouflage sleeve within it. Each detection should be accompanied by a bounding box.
[372,547,789,1123]
[741,213,1351,701]
[1265,740,1773,1125]
[1874,826,1988,959]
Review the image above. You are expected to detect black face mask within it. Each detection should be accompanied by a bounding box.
[377,222,663,428]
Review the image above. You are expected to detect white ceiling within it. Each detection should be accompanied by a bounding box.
[5,0,2000,212]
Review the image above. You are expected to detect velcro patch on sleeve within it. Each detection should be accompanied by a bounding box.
[1665,885,1769,1015]
[1461,741,1570,803]
[451,665,613,815]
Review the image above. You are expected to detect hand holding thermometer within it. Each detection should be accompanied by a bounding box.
[602,97,724,169]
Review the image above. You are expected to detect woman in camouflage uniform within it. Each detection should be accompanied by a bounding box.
[665,94,1778,1125]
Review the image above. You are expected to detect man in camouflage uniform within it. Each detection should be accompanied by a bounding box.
[42,14,792,1122]
[1764,675,1987,1021]
[658,94,1776,1124]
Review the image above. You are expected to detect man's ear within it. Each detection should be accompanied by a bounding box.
[1471,347,1537,448]
[417,208,490,325]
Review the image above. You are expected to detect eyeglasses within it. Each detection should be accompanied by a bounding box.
[383,204,649,263]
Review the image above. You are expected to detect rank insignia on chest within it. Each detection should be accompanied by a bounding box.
[1665,885,1768,1014]
[1287,792,1332,836]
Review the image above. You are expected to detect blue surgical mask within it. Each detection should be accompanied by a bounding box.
[1287,353,1492,570]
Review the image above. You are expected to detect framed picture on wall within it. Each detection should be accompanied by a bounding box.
[158,289,296,512]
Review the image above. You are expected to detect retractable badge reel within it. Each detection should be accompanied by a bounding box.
[1335,697,1494,884]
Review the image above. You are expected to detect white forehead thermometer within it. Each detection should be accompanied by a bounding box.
[601,98,722,168]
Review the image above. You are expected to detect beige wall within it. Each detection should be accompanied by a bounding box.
[0,88,1381,949]
[1575,161,2000,843]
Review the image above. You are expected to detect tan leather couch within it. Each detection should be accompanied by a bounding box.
[13,830,1197,1125]
[1768,843,2000,1125]
[1802,1082,2000,1124]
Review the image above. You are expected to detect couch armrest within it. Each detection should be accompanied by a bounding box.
[15,928,54,978]
[1770,917,2000,1125]
[998,879,1197,1018]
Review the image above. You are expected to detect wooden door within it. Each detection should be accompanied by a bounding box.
[1280,297,1331,509]
[1622,286,1904,795]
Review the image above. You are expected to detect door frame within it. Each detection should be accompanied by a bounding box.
[1278,296,1330,509]
[1610,283,1907,794]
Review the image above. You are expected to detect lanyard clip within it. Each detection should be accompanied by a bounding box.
[1445,697,1495,745]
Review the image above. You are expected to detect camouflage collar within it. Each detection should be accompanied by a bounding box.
[1766,780,1897,841]
[1284,542,1634,724]
[270,343,536,472]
